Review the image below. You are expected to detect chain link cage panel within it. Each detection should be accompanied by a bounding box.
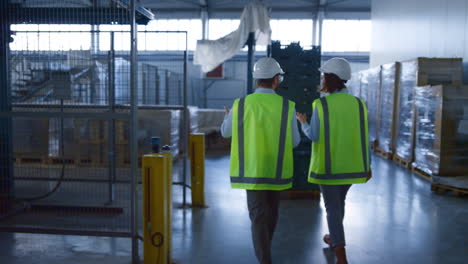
[0,0,156,242]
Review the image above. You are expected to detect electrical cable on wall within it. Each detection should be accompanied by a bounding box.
[0,100,68,220]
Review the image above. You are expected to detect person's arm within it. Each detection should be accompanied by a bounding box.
[220,106,232,138]
[296,106,320,142]
[291,109,301,147]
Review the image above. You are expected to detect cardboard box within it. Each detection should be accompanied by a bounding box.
[401,58,463,86]
[413,85,468,176]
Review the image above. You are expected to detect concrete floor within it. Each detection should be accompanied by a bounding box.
[1,154,467,264]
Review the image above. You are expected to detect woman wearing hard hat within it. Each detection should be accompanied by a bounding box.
[296,58,372,264]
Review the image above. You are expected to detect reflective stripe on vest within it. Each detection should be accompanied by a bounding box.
[309,96,368,180]
[310,172,368,180]
[356,97,368,172]
[231,96,291,185]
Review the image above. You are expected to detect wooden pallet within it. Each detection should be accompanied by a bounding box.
[431,184,468,197]
[14,156,48,165]
[373,147,393,160]
[281,190,321,200]
[412,167,433,182]
[393,155,412,169]
[14,156,106,167]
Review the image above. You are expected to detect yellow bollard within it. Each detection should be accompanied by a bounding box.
[142,154,171,264]
[189,133,206,207]
[159,151,172,262]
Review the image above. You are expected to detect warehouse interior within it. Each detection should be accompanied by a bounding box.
[0,0,467,264]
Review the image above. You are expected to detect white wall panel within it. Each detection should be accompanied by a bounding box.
[371,0,468,80]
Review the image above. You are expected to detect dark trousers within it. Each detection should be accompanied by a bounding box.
[320,184,352,247]
[246,190,281,264]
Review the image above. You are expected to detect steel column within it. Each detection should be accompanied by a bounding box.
[165,70,170,104]
[130,0,139,262]
[0,2,13,217]
[107,32,116,204]
[246,32,255,95]
[182,49,189,207]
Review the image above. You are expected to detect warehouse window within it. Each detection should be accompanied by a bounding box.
[139,19,202,51]
[207,19,314,51]
[10,24,92,51]
[270,19,313,49]
[11,20,202,51]
[208,19,241,40]
[322,20,371,52]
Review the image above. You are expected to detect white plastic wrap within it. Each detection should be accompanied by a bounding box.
[395,60,417,161]
[378,62,400,153]
[359,70,369,103]
[413,85,468,176]
[194,109,225,134]
[366,66,381,143]
[395,58,463,161]
[347,72,361,97]
[194,1,271,73]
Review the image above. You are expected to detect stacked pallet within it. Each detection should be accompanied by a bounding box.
[348,66,382,150]
[375,62,400,159]
[112,109,182,166]
[13,119,49,164]
[189,107,230,152]
[12,107,183,168]
[348,72,361,97]
[351,58,467,194]
[394,58,463,169]
[413,85,468,177]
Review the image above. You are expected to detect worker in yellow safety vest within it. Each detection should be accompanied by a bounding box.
[296,58,372,264]
[221,57,301,264]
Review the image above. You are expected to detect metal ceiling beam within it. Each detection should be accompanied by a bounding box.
[146,7,370,13]
[5,7,150,24]
[200,0,209,40]
[4,1,154,25]
[113,0,155,21]
[317,0,327,47]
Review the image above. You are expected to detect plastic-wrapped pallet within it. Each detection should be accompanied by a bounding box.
[188,107,225,134]
[395,58,464,163]
[195,109,225,134]
[366,66,382,144]
[347,72,361,97]
[135,109,181,158]
[377,62,400,154]
[359,70,369,103]
[413,85,468,176]
[188,106,199,133]
[13,118,49,161]
[189,106,231,151]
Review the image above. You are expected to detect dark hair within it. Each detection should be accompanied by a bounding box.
[256,74,278,88]
[321,73,346,93]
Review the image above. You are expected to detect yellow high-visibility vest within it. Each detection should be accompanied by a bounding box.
[309,93,370,185]
[230,93,295,190]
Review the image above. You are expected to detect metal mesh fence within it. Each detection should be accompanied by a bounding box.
[0,2,189,255]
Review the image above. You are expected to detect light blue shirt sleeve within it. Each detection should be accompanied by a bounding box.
[300,105,320,142]
[220,110,232,138]
[291,109,301,147]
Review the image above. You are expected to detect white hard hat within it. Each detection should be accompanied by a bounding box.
[319,57,352,81]
[253,57,284,79]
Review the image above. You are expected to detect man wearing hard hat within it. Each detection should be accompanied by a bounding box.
[221,57,301,264]
[296,58,372,264]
